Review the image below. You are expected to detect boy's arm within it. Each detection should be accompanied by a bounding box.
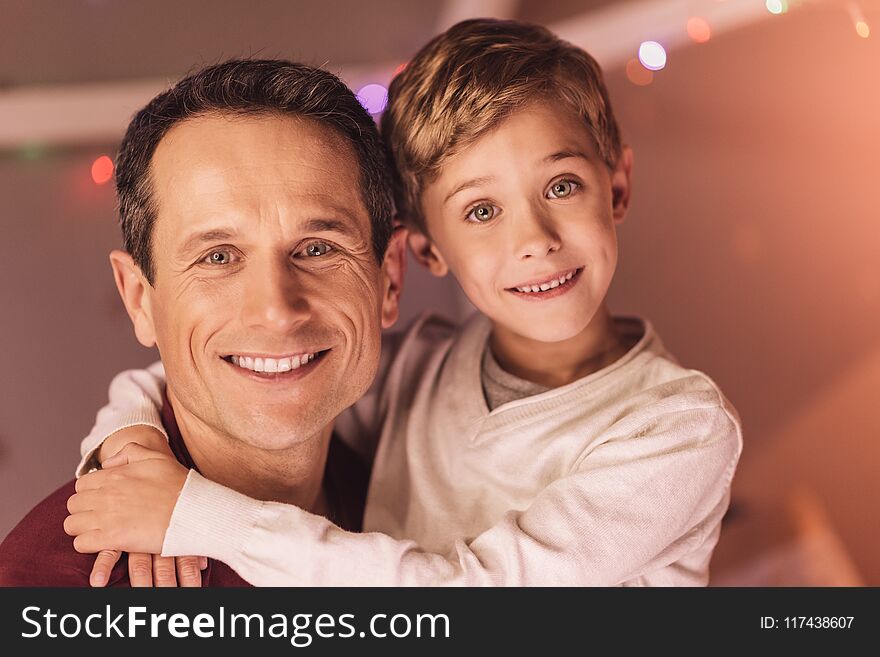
[77,361,168,476]
[75,362,206,588]
[75,402,742,585]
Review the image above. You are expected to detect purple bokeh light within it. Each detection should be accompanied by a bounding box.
[356,83,388,115]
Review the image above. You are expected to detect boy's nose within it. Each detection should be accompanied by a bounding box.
[240,262,311,332]
[514,208,562,260]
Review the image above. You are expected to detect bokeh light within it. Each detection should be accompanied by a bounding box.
[855,21,870,38]
[625,58,653,86]
[687,17,712,43]
[393,62,407,77]
[638,41,667,71]
[91,155,114,185]
[765,0,787,15]
[356,83,388,115]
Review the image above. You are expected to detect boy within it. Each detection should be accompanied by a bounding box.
[67,19,742,585]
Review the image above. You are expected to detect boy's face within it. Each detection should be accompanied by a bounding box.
[417,101,633,344]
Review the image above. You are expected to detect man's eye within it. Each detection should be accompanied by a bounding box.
[302,242,333,257]
[466,203,498,223]
[204,249,233,265]
[546,179,579,199]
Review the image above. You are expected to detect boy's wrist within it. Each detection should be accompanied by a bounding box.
[97,426,169,465]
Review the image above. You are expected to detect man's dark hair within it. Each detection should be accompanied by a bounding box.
[115,59,394,284]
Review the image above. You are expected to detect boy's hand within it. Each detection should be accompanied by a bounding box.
[97,425,171,465]
[65,443,189,561]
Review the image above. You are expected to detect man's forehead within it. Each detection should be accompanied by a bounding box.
[148,113,370,241]
[153,113,358,182]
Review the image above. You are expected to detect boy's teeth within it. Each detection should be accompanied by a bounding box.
[230,353,317,373]
[515,270,577,293]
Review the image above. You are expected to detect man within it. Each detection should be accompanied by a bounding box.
[0,59,405,586]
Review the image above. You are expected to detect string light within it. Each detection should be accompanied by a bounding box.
[356,83,388,115]
[625,58,653,86]
[638,41,667,71]
[765,0,787,15]
[848,2,870,38]
[91,155,113,185]
[687,17,712,43]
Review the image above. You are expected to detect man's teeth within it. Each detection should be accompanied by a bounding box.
[515,270,576,293]
[230,353,317,373]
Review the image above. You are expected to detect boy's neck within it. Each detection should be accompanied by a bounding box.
[489,304,630,389]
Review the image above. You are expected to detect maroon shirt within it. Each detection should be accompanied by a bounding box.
[0,396,368,586]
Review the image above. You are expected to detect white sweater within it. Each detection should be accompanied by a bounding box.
[79,313,742,586]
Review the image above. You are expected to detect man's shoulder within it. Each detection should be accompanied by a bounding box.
[0,479,126,587]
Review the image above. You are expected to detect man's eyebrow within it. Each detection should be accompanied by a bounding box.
[177,229,238,257]
[444,176,495,205]
[544,150,591,163]
[302,217,360,240]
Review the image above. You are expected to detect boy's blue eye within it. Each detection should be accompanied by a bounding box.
[547,180,578,199]
[466,203,497,223]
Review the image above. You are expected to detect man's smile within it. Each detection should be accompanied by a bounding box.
[220,349,331,381]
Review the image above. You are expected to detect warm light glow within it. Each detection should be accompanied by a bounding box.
[393,62,407,77]
[356,83,388,115]
[855,21,870,38]
[91,155,114,185]
[638,41,667,71]
[687,17,712,43]
[625,58,653,86]
[765,0,787,15]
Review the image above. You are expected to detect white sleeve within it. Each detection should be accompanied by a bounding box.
[162,403,742,586]
[76,361,167,477]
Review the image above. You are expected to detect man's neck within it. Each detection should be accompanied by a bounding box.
[165,389,332,514]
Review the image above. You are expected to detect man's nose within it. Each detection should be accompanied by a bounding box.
[239,261,311,332]
[514,205,562,260]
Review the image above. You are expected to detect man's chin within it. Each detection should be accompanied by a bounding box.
[224,416,330,452]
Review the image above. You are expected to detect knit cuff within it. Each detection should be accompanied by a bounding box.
[161,470,263,563]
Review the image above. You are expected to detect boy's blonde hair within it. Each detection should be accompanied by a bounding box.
[381,18,623,233]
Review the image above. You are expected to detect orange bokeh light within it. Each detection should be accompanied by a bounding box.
[91,155,114,185]
[625,58,653,86]
[687,17,712,43]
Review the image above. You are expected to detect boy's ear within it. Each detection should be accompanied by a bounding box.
[611,146,634,224]
[407,229,449,278]
[109,250,157,348]
[379,226,407,329]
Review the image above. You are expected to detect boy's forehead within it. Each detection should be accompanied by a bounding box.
[435,101,605,183]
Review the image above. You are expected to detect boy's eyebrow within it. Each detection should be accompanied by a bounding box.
[544,150,591,163]
[444,176,495,205]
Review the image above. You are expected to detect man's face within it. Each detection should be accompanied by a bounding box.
[419,100,630,344]
[137,113,392,450]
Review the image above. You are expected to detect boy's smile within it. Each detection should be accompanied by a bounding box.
[418,101,633,364]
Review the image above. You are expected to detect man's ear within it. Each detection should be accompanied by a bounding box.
[379,226,407,329]
[407,229,449,277]
[611,146,634,224]
[109,250,157,348]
